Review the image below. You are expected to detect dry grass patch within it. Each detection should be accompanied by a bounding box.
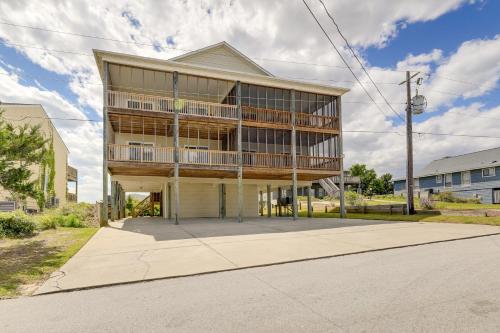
[0,227,97,298]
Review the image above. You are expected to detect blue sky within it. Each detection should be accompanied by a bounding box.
[0,0,498,201]
[365,1,499,68]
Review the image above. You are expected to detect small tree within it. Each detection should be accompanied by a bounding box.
[0,110,48,209]
[126,195,134,216]
[350,164,377,195]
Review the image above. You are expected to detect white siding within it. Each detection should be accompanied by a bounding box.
[170,182,259,218]
[174,45,268,76]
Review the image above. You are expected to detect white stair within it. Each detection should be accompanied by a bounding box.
[319,177,341,197]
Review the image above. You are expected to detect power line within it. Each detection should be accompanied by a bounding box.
[301,0,401,123]
[317,0,405,122]
[0,20,489,88]
[0,20,411,73]
[3,115,101,122]
[344,129,500,139]
[4,115,499,140]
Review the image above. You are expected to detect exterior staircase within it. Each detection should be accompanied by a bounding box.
[319,177,341,198]
[132,193,161,217]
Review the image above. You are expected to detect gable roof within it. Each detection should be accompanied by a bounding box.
[170,41,273,77]
[417,147,500,177]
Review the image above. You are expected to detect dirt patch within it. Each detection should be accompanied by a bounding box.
[0,228,97,298]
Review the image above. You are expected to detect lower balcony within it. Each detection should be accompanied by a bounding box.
[107,144,340,180]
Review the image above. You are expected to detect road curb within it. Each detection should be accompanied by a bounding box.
[32,231,500,297]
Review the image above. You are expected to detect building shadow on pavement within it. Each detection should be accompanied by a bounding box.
[109,216,401,242]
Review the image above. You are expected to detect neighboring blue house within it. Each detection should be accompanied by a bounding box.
[394,147,500,204]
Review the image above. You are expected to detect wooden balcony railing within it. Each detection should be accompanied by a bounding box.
[242,152,292,168]
[106,90,238,120]
[241,105,338,130]
[108,145,175,164]
[108,144,340,171]
[242,106,291,125]
[297,156,340,170]
[179,149,238,166]
[296,112,339,129]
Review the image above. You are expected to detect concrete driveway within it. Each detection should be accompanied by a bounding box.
[36,217,500,294]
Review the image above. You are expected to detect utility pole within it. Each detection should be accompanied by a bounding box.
[403,71,417,215]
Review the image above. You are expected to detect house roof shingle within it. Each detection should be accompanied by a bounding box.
[418,147,500,177]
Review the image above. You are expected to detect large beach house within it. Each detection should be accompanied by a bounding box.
[94,42,349,223]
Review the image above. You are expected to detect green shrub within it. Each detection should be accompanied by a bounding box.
[35,203,96,229]
[345,191,364,206]
[0,210,36,238]
[435,191,482,204]
[36,214,58,230]
[56,214,84,228]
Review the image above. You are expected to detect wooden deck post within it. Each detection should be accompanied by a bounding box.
[173,72,180,224]
[219,183,226,219]
[277,187,282,216]
[291,89,298,220]
[307,186,312,218]
[110,180,116,221]
[101,61,109,226]
[266,185,272,218]
[236,81,243,222]
[336,96,346,218]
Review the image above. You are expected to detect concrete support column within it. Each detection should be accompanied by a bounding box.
[167,183,172,220]
[336,96,346,218]
[307,186,312,218]
[266,185,272,218]
[291,89,298,220]
[120,185,126,219]
[236,81,243,222]
[173,71,180,225]
[100,61,109,226]
[259,190,264,216]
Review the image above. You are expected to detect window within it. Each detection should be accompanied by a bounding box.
[445,173,452,187]
[414,178,420,189]
[128,142,154,162]
[482,167,496,177]
[461,171,471,186]
[436,175,442,184]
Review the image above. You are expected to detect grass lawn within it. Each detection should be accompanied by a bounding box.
[368,195,500,210]
[298,210,500,226]
[0,227,97,298]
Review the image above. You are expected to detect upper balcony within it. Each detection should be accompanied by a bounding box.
[67,165,78,182]
[106,89,339,132]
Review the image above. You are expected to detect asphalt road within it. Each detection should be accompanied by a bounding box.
[2,235,500,332]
